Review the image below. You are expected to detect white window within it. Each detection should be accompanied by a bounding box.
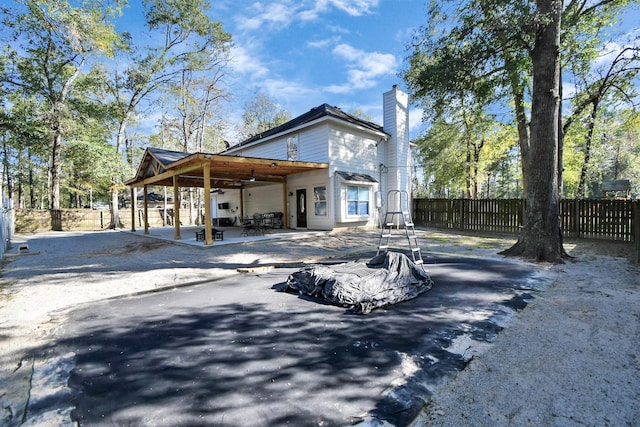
[335,171,377,223]
[347,185,370,216]
[287,135,298,160]
[314,186,327,216]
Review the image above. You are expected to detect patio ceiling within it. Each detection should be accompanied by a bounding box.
[126,148,329,189]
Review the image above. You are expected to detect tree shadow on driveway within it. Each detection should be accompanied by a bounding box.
[37,256,544,426]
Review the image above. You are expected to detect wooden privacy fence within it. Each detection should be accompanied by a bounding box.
[15,208,205,233]
[412,198,639,242]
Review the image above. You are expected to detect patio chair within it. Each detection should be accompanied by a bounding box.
[252,213,267,235]
[195,228,224,241]
[240,215,257,236]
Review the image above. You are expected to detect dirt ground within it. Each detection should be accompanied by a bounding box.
[0,229,638,426]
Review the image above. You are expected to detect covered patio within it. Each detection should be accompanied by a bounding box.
[124,225,330,248]
[125,147,329,245]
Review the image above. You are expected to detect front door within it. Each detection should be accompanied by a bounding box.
[296,189,307,228]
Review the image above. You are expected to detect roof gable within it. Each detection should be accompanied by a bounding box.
[133,147,191,181]
[229,104,387,150]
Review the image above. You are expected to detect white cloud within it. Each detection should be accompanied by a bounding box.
[236,2,297,31]
[238,0,380,27]
[298,0,329,21]
[325,43,397,93]
[261,78,315,102]
[229,44,269,79]
[300,0,379,20]
[329,0,379,16]
[307,36,341,49]
[409,107,426,138]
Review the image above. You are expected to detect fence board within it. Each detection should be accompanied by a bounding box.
[14,208,202,233]
[413,198,637,242]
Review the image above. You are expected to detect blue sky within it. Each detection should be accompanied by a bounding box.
[117,0,638,143]
[208,0,429,140]
[3,0,638,144]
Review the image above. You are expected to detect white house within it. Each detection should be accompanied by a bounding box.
[215,85,411,230]
[127,86,411,241]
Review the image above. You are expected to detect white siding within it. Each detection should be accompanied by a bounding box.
[243,183,284,216]
[323,122,383,228]
[383,86,410,197]
[286,169,333,230]
[226,124,330,163]
[299,125,330,162]
[213,190,242,224]
[328,124,380,177]
[227,141,286,159]
[219,87,412,231]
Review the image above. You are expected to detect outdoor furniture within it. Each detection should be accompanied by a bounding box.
[262,212,284,228]
[241,214,267,236]
[195,228,224,242]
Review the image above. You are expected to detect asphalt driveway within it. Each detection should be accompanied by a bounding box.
[47,255,541,426]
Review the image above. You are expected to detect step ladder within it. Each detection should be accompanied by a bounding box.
[377,190,424,268]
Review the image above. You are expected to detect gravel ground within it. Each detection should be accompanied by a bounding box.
[413,238,640,426]
[0,228,638,426]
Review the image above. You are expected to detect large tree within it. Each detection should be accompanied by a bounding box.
[105,0,232,228]
[404,0,636,262]
[501,0,564,261]
[1,0,121,226]
[236,91,291,142]
[563,46,640,197]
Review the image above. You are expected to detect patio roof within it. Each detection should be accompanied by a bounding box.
[126,147,329,189]
[125,147,329,245]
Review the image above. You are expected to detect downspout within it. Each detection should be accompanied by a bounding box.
[378,163,388,228]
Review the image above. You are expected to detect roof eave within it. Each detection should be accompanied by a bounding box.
[226,116,389,154]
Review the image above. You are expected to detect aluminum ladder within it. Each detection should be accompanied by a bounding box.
[376,190,424,267]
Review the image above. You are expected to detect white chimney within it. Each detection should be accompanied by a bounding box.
[383,85,410,201]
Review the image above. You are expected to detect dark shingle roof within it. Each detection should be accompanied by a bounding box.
[148,147,191,165]
[336,171,378,183]
[230,104,387,149]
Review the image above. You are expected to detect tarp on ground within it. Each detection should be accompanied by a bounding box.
[285,251,434,314]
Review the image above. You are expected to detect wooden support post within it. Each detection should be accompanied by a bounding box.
[203,163,213,245]
[283,184,288,229]
[173,176,181,240]
[143,186,149,235]
[130,187,136,232]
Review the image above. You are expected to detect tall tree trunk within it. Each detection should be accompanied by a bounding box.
[17,147,24,209]
[28,150,36,208]
[576,101,599,198]
[50,132,63,230]
[501,0,567,262]
[509,71,530,195]
[108,118,129,229]
[2,136,13,203]
[465,146,472,198]
[557,68,564,197]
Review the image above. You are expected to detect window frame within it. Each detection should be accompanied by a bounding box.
[287,135,298,161]
[345,184,371,219]
[314,185,327,216]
